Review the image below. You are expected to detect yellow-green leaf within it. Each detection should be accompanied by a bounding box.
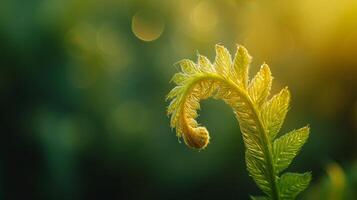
[214,44,232,76]
[273,127,310,173]
[248,64,272,108]
[262,87,290,140]
[279,172,312,200]
[233,45,251,88]
[179,59,197,75]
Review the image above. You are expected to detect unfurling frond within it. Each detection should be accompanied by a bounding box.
[166,44,311,199]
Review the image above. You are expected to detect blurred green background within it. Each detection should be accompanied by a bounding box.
[0,0,356,199]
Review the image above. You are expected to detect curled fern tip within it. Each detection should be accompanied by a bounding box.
[166,44,311,199]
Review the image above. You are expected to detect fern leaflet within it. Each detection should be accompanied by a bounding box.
[166,44,311,199]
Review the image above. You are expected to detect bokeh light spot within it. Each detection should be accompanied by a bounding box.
[131,10,165,42]
[190,1,218,32]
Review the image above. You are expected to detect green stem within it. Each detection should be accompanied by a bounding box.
[224,77,280,200]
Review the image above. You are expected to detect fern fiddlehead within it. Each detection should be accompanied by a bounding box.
[166,44,311,200]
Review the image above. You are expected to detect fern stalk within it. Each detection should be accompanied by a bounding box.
[166,44,311,200]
